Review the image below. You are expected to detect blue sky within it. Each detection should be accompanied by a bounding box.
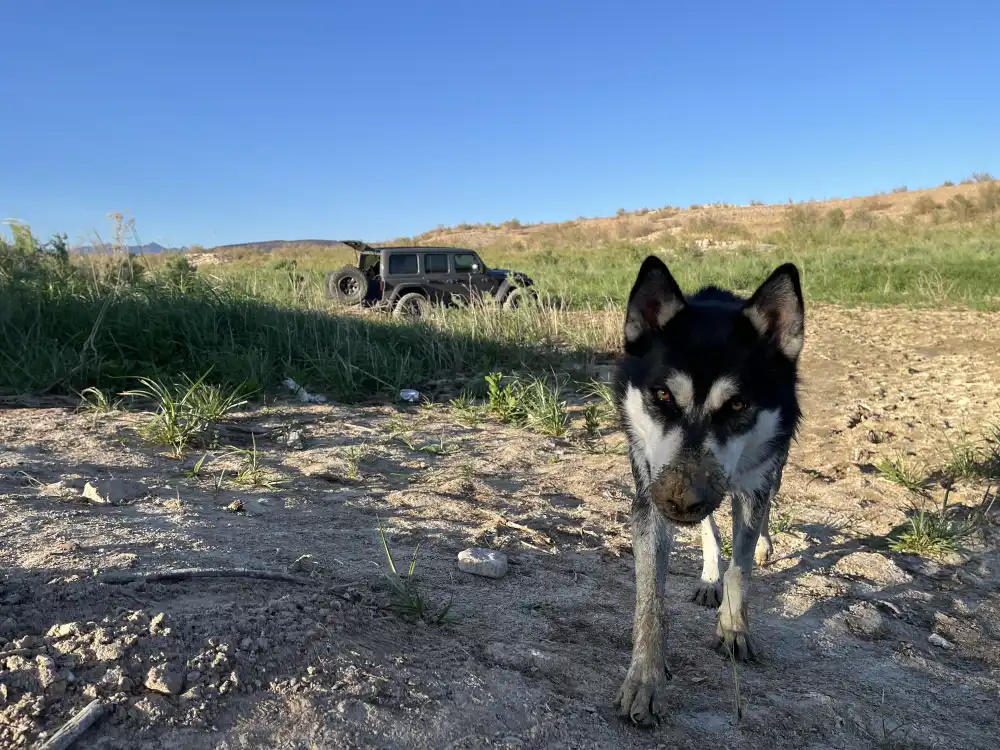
[2,1,998,248]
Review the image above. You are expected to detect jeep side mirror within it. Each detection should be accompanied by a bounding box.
[471,264,479,272]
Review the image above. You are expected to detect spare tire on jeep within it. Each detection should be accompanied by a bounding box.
[326,266,367,304]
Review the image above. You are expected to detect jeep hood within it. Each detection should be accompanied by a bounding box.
[486,268,532,283]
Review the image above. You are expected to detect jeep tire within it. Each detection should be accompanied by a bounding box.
[393,292,430,319]
[327,266,367,304]
[503,287,535,310]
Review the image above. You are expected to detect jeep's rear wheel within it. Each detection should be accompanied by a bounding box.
[393,292,430,319]
[326,266,367,304]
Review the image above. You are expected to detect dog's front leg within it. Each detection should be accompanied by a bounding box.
[691,514,724,607]
[714,486,769,662]
[617,499,673,726]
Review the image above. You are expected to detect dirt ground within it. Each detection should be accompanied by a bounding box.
[3,304,1000,749]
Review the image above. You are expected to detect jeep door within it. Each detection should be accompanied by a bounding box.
[420,251,453,304]
[453,251,494,303]
[384,251,422,303]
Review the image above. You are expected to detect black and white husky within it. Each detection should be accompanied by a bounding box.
[614,255,804,726]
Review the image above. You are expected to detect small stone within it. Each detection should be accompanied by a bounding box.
[240,637,253,650]
[145,663,184,695]
[47,622,81,639]
[457,548,509,579]
[929,633,954,650]
[180,686,203,702]
[93,642,126,661]
[844,602,888,639]
[226,499,245,513]
[14,635,40,650]
[185,670,201,685]
[82,478,143,505]
[149,612,166,634]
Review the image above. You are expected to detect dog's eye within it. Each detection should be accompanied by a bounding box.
[654,388,673,405]
[729,399,746,413]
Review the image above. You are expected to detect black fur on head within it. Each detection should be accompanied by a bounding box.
[616,256,805,525]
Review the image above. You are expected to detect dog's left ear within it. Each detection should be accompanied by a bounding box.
[743,263,805,360]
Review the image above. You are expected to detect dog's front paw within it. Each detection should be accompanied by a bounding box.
[691,581,722,608]
[616,659,672,726]
[713,616,758,662]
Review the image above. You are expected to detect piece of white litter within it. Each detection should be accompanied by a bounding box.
[928,633,954,650]
[283,378,327,404]
[457,548,509,579]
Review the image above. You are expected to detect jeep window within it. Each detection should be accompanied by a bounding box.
[454,253,481,273]
[424,253,449,274]
[388,253,418,275]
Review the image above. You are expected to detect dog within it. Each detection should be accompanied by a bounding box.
[613,255,804,726]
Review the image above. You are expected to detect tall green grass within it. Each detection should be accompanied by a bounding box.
[0,234,610,400]
[206,221,1000,311]
[2,213,998,402]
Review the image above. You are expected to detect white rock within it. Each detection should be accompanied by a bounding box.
[928,633,954,650]
[457,548,508,579]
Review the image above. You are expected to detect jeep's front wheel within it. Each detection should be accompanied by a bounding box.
[393,292,430,319]
[326,266,367,304]
[503,287,536,310]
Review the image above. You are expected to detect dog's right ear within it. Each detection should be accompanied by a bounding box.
[624,255,685,351]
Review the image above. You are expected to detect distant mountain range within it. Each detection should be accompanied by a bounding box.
[70,242,185,254]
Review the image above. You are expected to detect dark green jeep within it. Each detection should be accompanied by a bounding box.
[325,240,536,318]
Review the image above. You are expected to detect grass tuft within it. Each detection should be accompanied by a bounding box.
[888,487,992,557]
[122,372,251,457]
[875,455,930,494]
[377,519,455,625]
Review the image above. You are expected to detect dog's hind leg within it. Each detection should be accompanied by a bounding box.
[616,500,673,726]
[713,483,771,662]
[691,514,724,607]
[754,456,786,565]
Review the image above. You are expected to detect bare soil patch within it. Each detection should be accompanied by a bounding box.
[2,304,1000,749]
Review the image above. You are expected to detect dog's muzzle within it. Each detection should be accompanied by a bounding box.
[648,453,727,525]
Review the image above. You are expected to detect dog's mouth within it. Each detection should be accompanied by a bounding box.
[655,498,724,526]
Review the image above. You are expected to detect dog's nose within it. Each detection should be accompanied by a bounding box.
[658,485,714,521]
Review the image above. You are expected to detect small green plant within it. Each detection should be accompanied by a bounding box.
[522,376,570,437]
[160,253,198,290]
[377,518,454,625]
[771,507,796,535]
[122,371,252,457]
[584,379,616,412]
[888,488,986,557]
[720,530,733,558]
[233,437,283,488]
[341,443,373,480]
[78,386,120,415]
[184,453,210,479]
[485,371,525,424]
[875,455,929,493]
[583,402,602,438]
[448,390,483,424]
